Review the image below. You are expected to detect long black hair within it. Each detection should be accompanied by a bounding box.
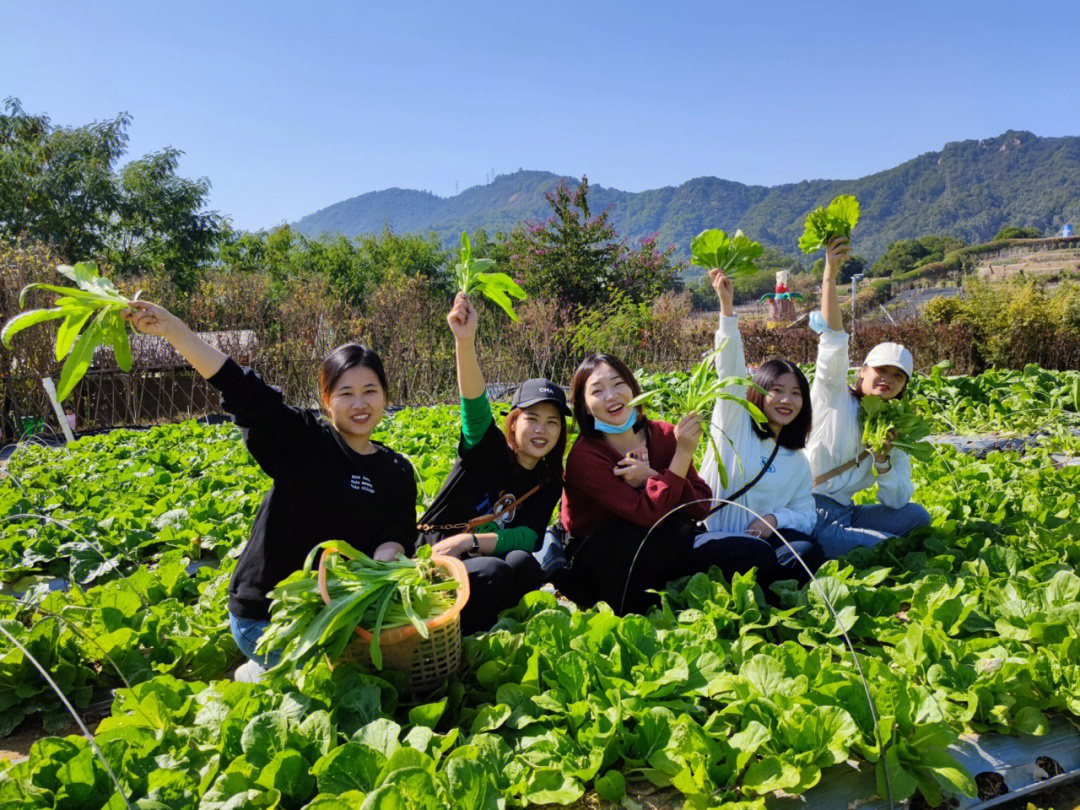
[747,359,812,450]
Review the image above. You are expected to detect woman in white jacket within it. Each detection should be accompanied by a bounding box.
[699,269,825,585]
[807,237,931,558]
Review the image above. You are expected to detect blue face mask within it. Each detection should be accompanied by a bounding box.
[593,408,638,435]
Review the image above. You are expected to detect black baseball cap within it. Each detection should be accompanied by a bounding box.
[511,378,571,416]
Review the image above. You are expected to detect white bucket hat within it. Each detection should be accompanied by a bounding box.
[863,342,913,378]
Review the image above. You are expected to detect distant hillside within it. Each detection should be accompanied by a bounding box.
[292,131,1080,261]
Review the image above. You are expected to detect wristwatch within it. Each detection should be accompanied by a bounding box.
[469,534,480,555]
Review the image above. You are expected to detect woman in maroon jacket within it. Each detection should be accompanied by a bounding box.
[559,354,777,614]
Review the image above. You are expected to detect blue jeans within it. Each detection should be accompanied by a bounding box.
[813,494,931,559]
[533,525,567,577]
[228,612,280,668]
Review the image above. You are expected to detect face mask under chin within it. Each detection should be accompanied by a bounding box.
[593,408,638,435]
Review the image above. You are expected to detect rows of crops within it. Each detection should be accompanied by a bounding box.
[1,365,1079,809]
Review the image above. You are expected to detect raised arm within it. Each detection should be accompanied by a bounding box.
[448,293,485,400]
[124,300,309,479]
[821,237,850,333]
[813,238,855,405]
[709,268,750,409]
[122,301,226,379]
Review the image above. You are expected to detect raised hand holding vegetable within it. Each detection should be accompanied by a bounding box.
[2,261,136,401]
[799,194,861,255]
[455,231,526,321]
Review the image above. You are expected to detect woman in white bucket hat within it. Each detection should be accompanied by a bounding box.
[805,237,930,558]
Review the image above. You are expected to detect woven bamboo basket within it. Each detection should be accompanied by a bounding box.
[316,546,470,692]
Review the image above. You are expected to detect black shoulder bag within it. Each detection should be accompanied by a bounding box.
[705,439,781,518]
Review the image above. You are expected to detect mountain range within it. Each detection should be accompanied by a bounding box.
[292,130,1080,261]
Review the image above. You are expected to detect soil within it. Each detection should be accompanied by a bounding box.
[996,777,1080,810]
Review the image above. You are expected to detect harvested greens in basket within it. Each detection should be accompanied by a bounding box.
[257,542,459,670]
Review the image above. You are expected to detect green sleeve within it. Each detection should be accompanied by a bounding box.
[493,526,538,555]
[460,394,494,449]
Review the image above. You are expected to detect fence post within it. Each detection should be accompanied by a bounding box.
[41,377,75,443]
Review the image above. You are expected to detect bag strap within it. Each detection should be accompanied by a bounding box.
[706,440,781,518]
[417,483,543,534]
[812,449,872,488]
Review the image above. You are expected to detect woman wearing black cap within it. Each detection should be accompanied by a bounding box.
[383,292,568,633]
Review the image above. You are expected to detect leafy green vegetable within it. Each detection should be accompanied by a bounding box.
[1,261,136,401]
[4,366,1080,810]
[630,344,767,488]
[689,228,764,279]
[798,194,861,254]
[861,394,934,462]
[455,231,526,322]
[257,542,458,671]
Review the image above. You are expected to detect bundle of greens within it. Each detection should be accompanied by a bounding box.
[257,542,459,671]
[630,343,767,488]
[798,194,861,254]
[455,231,526,321]
[689,228,764,279]
[860,394,935,462]
[1,262,135,401]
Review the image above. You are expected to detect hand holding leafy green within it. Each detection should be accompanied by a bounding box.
[257,542,458,672]
[1,261,136,401]
[630,344,766,488]
[860,394,934,462]
[455,231,526,322]
[799,195,861,254]
[689,229,764,279]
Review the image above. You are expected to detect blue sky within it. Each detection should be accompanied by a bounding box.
[6,0,1078,230]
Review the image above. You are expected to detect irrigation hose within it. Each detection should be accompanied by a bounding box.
[0,623,133,810]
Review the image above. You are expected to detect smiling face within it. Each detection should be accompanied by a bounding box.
[762,371,804,432]
[583,363,635,426]
[858,365,908,400]
[510,402,563,467]
[322,365,386,441]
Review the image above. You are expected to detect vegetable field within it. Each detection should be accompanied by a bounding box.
[1,364,1079,809]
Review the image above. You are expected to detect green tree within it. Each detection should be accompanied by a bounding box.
[0,97,223,288]
[217,226,449,305]
[0,98,127,259]
[993,225,1042,241]
[105,148,222,290]
[506,177,678,307]
[869,235,967,278]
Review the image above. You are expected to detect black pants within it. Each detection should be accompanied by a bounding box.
[460,550,545,635]
[558,516,822,616]
[767,529,824,585]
